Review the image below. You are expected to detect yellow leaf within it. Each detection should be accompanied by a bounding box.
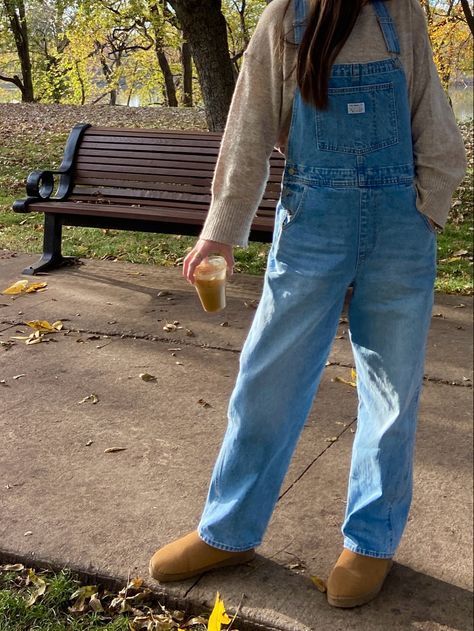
[2,280,29,295]
[351,368,357,383]
[207,592,231,631]
[310,575,327,593]
[25,282,48,293]
[333,376,356,388]
[24,320,56,332]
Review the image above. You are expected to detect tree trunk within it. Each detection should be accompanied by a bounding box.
[2,0,34,101]
[157,48,178,106]
[181,40,193,107]
[460,0,474,37]
[168,0,235,131]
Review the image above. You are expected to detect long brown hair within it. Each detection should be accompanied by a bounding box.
[280,0,375,109]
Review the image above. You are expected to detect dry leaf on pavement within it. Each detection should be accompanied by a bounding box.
[79,394,99,404]
[310,575,327,593]
[139,373,157,382]
[1,280,48,295]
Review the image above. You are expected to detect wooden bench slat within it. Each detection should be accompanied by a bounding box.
[26,200,276,229]
[75,165,284,184]
[81,138,223,151]
[87,127,222,138]
[72,183,282,202]
[77,155,220,171]
[73,175,283,195]
[70,190,279,211]
[79,145,221,159]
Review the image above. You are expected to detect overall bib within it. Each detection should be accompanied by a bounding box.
[198,0,436,558]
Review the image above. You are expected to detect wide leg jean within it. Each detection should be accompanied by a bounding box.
[198,181,436,557]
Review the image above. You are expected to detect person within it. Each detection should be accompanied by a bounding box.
[149,0,467,608]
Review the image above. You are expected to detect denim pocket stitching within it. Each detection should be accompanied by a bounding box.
[315,81,399,155]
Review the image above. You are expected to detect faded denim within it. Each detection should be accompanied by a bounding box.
[198,0,436,558]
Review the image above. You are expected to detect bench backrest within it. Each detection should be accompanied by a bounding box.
[72,126,285,214]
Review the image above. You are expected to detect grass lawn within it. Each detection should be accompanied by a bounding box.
[0,104,472,294]
[0,562,223,631]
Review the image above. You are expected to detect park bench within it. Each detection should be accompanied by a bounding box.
[13,123,285,276]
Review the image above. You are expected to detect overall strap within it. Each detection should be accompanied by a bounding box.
[293,0,401,55]
[371,0,401,55]
[293,0,308,45]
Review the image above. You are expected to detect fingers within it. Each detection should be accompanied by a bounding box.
[182,240,235,284]
[183,249,206,285]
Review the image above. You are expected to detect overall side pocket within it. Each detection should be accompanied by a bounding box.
[280,180,308,232]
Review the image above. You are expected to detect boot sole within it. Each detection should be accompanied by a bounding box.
[327,560,393,608]
[149,550,256,583]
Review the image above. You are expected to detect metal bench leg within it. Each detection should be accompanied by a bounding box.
[22,213,80,275]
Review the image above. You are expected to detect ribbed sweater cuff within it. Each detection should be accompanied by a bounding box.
[417,175,460,229]
[199,199,255,248]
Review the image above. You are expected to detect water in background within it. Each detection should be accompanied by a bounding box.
[450,84,473,122]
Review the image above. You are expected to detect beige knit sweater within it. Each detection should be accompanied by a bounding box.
[199,0,467,248]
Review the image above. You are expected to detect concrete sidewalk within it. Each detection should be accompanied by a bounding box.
[0,250,472,631]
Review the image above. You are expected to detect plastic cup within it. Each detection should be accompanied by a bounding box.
[194,255,227,313]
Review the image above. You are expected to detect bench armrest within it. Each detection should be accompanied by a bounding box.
[13,123,91,212]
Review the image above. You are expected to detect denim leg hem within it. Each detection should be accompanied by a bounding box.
[343,537,394,559]
[197,528,260,552]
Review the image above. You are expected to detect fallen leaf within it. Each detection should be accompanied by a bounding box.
[325,436,338,443]
[24,531,33,536]
[25,282,48,294]
[78,394,99,404]
[0,563,24,571]
[26,568,47,606]
[1,280,29,295]
[333,376,356,388]
[452,249,468,257]
[104,447,127,453]
[454,303,466,309]
[207,592,231,631]
[13,374,26,380]
[198,398,212,408]
[69,584,98,613]
[139,373,157,382]
[25,320,56,333]
[310,575,327,593]
[185,329,195,337]
[1,280,48,295]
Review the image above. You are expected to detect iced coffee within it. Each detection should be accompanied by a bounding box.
[194,255,227,313]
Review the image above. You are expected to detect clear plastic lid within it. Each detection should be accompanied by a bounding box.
[195,255,227,279]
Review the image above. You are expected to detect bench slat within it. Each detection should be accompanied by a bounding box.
[70,190,279,211]
[72,176,283,195]
[75,166,283,184]
[87,127,221,138]
[26,200,276,230]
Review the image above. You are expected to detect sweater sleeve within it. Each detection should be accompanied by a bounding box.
[198,6,284,248]
[409,0,467,228]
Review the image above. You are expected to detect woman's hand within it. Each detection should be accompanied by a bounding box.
[183,238,235,285]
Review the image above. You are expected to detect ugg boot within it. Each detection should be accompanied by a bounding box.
[327,549,393,608]
[149,531,256,582]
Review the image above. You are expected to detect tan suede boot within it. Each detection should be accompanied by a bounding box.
[148,531,256,582]
[327,549,393,608]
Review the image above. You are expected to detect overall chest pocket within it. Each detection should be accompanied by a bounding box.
[315,82,399,155]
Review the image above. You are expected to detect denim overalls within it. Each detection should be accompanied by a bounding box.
[198,0,436,559]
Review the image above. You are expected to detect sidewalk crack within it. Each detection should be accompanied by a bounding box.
[277,418,357,502]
